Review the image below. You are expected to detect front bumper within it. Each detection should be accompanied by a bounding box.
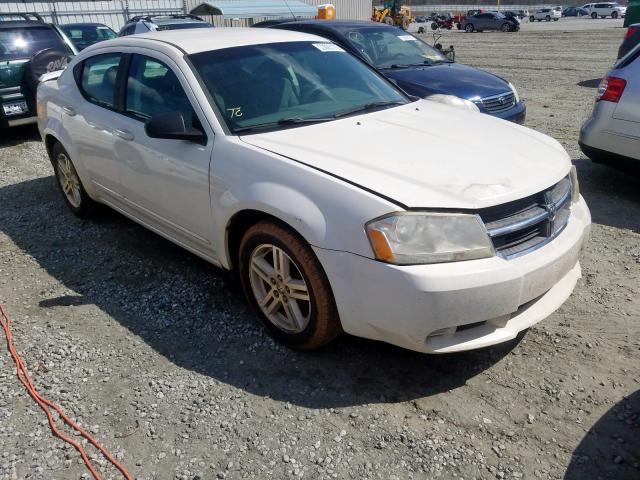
[482,100,526,124]
[314,197,590,354]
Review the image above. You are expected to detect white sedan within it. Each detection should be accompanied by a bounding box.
[37,28,591,354]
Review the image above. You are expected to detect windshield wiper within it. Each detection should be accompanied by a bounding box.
[380,60,436,69]
[234,116,333,134]
[332,101,406,119]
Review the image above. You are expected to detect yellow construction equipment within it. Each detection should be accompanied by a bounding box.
[372,0,412,30]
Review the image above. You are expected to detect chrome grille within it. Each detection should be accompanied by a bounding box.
[479,177,572,259]
[480,91,516,113]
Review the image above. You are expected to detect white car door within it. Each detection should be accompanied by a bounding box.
[109,51,217,257]
[63,52,124,197]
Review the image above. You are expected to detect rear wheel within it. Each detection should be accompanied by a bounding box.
[465,23,474,32]
[591,12,598,19]
[501,22,511,32]
[239,221,342,350]
[431,22,439,30]
[545,15,551,21]
[529,15,535,21]
[52,143,98,218]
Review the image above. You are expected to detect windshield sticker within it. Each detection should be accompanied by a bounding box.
[312,43,345,52]
[227,107,242,118]
[398,35,418,41]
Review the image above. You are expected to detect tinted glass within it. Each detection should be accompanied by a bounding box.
[0,26,70,60]
[340,27,446,69]
[60,24,116,50]
[156,22,212,31]
[80,53,121,108]
[125,55,193,121]
[189,41,407,133]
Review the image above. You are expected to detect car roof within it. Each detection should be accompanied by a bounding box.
[151,17,208,25]
[60,22,111,28]
[270,19,399,33]
[0,20,51,30]
[88,27,326,54]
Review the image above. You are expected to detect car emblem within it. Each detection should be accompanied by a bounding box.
[498,96,506,105]
[543,192,558,236]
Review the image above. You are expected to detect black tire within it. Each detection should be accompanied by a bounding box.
[611,11,618,19]
[51,143,98,218]
[529,15,535,21]
[431,22,438,30]
[239,220,342,350]
[501,22,511,32]
[465,23,474,32]
[591,12,598,19]
[553,18,559,21]
[545,15,551,21]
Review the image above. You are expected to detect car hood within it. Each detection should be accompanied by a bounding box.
[384,62,511,100]
[240,101,570,209]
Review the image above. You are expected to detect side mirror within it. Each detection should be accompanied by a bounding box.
[145,111,206,145]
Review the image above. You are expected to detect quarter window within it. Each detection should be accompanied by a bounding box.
[124,55,193,121]
[80,53,121,108]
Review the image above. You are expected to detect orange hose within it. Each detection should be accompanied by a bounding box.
[0,303,133,480]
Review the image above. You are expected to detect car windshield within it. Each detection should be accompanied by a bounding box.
[189,41,408,134]
[0,26,70,60]
[60,24,116,50]
[339,26,447,69]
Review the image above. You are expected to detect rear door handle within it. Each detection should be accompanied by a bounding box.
[62,106,76,116]
[113,129,134,141]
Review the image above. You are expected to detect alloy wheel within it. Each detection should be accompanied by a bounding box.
[249,244,311,334]
[56,152,82,208]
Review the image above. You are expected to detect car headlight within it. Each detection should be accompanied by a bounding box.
[424,94,480,113]
[366,212,495,265]
[569,165,580,203]
[508,82,520,103]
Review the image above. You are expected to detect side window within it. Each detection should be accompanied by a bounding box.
[125,54,194,122]
[80,53,121,108]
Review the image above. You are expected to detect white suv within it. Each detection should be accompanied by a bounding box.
[582,3,626,18]
[530,8,562,21]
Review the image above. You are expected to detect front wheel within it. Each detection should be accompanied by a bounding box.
[529,15,535,21]
[545,15,551,21]
[239,221,342,350]
[52,143,98,218]
[611,11,618,19]
[431,22,438,30]
[465,23,474,32]
[553,18,559,21]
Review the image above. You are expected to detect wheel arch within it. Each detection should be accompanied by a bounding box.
[225,209,317,272]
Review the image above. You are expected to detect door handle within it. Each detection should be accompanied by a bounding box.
[113,129,134,141]
[62,106,76,116]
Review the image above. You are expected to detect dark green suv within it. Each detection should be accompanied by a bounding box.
[1,12,76,129]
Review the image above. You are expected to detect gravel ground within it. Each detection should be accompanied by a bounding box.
[1,20,639,480]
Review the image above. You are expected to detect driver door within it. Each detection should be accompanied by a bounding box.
[110,52,217,257]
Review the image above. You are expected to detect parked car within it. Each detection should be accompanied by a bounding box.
[414,15,427,23]
[462,12,520,32]
[0,12,76,129]
[58,23,117,51]
[618,23,640,58]
[530,8,562,21]
[118,14,212,36]
[37,28,590,354]
[518,9,530,19]
[580,44,639,170]
[583,3,626,18]
[563,7,590,16]
[261,20,525,123]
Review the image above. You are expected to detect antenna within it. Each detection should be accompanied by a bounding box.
[282,0,296,20]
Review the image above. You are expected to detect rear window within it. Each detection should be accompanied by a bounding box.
[156,22,212,31]
[0,26,70,60]
[60,24,116,50]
